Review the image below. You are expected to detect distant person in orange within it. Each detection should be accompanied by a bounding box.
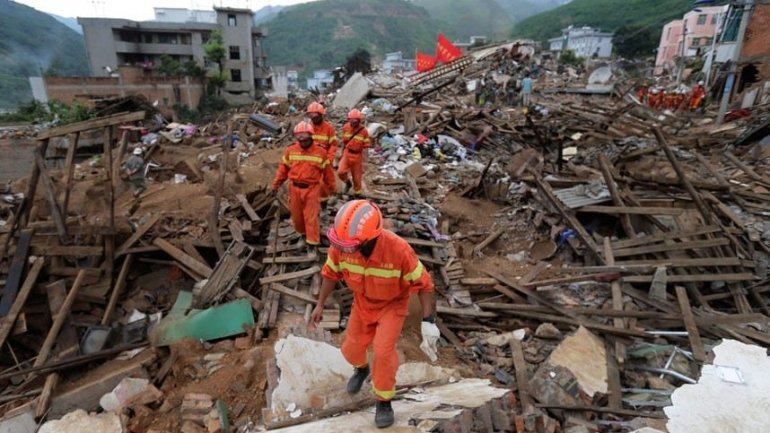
[636,85,648,105]
[338,109,370,196]
[310,199,436,428]
[271,121,335,251]
[306,102,338,203]
[689,81,707,110]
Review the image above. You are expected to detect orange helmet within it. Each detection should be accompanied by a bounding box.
[306,101,325,115]
[327,200,383,252]
[347,108,364,120]
[293,121,314,136]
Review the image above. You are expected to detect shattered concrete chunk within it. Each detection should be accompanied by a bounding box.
[665,339,770,433]
[542,326,608,396]
[535,323,562,339]
[38,409,123,433]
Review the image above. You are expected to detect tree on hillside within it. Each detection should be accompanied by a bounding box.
[344,48,372,79]
[614,24,658,59]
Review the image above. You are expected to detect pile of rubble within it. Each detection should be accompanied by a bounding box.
[2,40,770,433]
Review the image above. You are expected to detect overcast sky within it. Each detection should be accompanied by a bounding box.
[16,0,315,21]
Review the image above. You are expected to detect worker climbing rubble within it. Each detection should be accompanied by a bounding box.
[310,199,438,428]
[271,121,335,252]
[689,80,707,111]
[338,108,370,195]
[306,101,339,203]
[121,147,147,198]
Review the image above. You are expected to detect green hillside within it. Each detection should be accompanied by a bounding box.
[263,0,448,74]
[511,0,695,45]
[413,0,512,39]
[493,0,572,22]
[0,0,88,109]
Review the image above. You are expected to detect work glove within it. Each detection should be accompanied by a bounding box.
[420,320,441,362]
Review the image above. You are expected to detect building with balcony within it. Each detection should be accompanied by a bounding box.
[306,70,334,91]
[547,26,614,59]
[654,5,726,75]
[381,52,416,74]
[78,7,269,105]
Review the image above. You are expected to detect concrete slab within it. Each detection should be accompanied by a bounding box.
[333,73,370,110]
[0,409,36,433]
[665,339,770,433]
[546,326,607,396]
[38,409,123,433]
[270,379,509,433]
[269,335,456,419]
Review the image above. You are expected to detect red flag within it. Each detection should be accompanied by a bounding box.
[415,51,437,72]
[436,33,462,63]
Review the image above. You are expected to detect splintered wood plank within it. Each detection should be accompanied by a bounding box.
[116,213,161,256]
[509,338,532,411]
[102,254,133,325]
[258,266,320,285]
[675,286,706,362]
[153,237,213,278]
[611,238,730,257]
[236,194,260,222]
[36,111,146,139]
[46,280,80,360]
[623,273,755,284]
[610,226,721,250]
[269,283,318,304]
[605,340,622,411]
[34,269,87,369]
[0,229,34,316]
[0,257,44,349]
[603,237,626,364]
[578,205,684,216]
[62,131,80,217]
[34,149,67,238]
[30,245,104,256]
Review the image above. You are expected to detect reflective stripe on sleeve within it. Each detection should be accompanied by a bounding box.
[324,256,341,272]
[338,261,401,279]
[402,261,424,282]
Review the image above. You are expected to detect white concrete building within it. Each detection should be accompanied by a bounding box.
[548,26,614,58]
[306,69,334,91]
[381,52,416,74]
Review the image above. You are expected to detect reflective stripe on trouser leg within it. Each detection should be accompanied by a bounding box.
[302,185,322,245]
[289,185,306,236]
[341,306,376,368]
[371,308,406,401]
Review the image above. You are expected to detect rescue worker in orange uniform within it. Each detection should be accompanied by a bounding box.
[689,81,706,111]
[310,199,436,428]
[338,109,370,195]
[271,121,335,250]
[306,102,339,202]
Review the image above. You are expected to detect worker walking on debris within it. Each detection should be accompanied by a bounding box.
[121,147,147,198]
[689,81,707,111]
[306,102,339,202]
[521,72,533,107]
[271,121,335,250]
[338,109,370,195]
[310,199,437,428]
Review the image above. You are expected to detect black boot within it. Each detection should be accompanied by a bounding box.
[343,180,353,194]
[375,400,394,428]
[346,365,370,395]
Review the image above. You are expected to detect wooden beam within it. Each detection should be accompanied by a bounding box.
[153,238,213,278]
[623,273,755,284]
[614,257,742,267]
[612,238,730,258]
[0,229,34,316]
[258,266,320,285]
[101,254,133,325]
[30,245,104,256]
[599,154,635,237]
[116,213,161,256]
[675,286,706,363]
[604,237,626,364]
[436,305,497,318]
[261,254,319,264]
[20,140,49,227]
[402,237,446,248]
[269,283,318,304]
[530,170,604,264]
[236,194,260,222]
[45,280,80,360]
[0,257,44,349]
[33,269,87,369]
[578,205,684,216]
[510,338,532,411]
[724,151,770,184]
[36,111,146,139]
[524,272,621,289]
[61,132,80,217]
[472,228,505,256]
[34,149,67,238]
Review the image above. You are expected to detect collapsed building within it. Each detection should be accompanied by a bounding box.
[1,40,770,433]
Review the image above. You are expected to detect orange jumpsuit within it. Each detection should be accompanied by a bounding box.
[338,122,370,195]
[689,85,706,110]
[322,230,433,400]
[271,142,335,245]
[311,120,339,199]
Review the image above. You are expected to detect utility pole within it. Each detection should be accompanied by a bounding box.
[717,0,754,125]
[676,21,687,85]
[704,10,725,86]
